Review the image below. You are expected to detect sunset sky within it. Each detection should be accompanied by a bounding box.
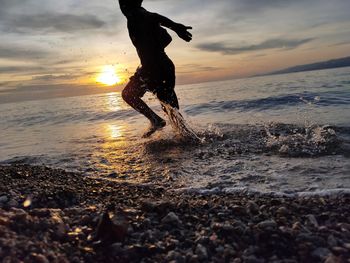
[1,0,350,102]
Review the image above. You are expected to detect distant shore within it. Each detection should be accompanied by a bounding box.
[0,164,349,262]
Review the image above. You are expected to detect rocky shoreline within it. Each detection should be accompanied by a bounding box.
[0,165,349,262]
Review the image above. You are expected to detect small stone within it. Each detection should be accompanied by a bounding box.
[270,199,282,206]
[30,253,49,263]
[223,246,236,257]
[188,254,199,263]
[108,172,118,178]
[0,195,8,203]
[81,215,91,225]
[243,255,264,263]
[231,205,246,214]
[247,201,259,214]
[7,199,18,207]
[292,221,302,230]
[232,220,247,234]
[142,218,152,227]
[195,244,208,260]
[325,254,343,263]
[306,214,319,228]
[0,216,9,226]
[318,226,328,231]
[92,212,129,245]
[110,242,124,255]
[161,212,181,225]
[50,212,68,238]
[338,223,350,232]
[276,206,289,215]
[215,246,224,253]
[166,251,185,263]
[195,236,209,245]
[331,246,347,255]
[141,200,171,214]
[56,256,69,263]
[257,220,277,229]
[30,208,51,217]
[312,247,331,260]
[327,235,338,247]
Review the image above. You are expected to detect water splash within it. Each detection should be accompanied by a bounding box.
[161,102,203,143]
[265,123,339,157]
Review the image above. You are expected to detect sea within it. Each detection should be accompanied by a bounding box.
[1,67,350,197]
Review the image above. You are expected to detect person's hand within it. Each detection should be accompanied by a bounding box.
[174,23,192,42]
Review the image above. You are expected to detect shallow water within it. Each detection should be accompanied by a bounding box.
[1,67,350,196]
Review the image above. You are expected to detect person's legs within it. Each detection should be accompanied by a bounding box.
[122,75,165,125]
[122,73,166,138]
[154,57,179,110]
[156,71,179,115]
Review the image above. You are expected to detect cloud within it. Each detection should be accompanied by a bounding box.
[1,0,350,87]
[178,64,222,74]
[196,38,314,55]
[0,45,51,60]
[0,65,46,74]
[229,0,299,13]
[0,83,120,104]
[0,0,23,13]
[4,13,106,34]
[31,74,82,81]
[329,41,350,47]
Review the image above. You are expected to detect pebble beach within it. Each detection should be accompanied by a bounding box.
[1,164,349,262]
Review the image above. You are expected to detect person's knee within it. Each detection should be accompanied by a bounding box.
[122,83,144,105]
[122,83,137,103]
[121,87,131,103]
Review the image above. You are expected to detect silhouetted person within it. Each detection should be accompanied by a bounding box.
[118,0,192,137]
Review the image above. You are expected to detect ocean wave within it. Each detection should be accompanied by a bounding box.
[4,108,139,127]
[173,186,350,198]
[184,90,350,115]
[2,122,350,196]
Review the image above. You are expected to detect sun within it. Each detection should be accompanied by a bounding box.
[97,65,121,86]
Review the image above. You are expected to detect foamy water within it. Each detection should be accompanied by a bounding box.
[1,67,350,196]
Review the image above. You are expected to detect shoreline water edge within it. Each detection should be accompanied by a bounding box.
[0,164,349,262]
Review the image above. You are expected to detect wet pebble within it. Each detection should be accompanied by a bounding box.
[195,244,208,260]
[1,165,350,262]
[331,246,348,255]
[243,255,264,263]
[257,220,277,229]
[327,235,338,247]
[166,251,185,263]
[0,195,8,203]
[312,247,331,260]
[161,212,182,226]
[324,254,343,263]
[306,214,319,228]
[247,201,259,214]
[107,172,118,178]
[28,253,49,263]
[276,206,289,215]
[7,199,19,207]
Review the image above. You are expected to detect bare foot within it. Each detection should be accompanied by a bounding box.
[142,119,166,138]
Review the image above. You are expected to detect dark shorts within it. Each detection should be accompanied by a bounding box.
[123,58,179,109]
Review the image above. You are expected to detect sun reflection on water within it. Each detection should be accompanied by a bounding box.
[107,124,124,139]
[88,91,176,184]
